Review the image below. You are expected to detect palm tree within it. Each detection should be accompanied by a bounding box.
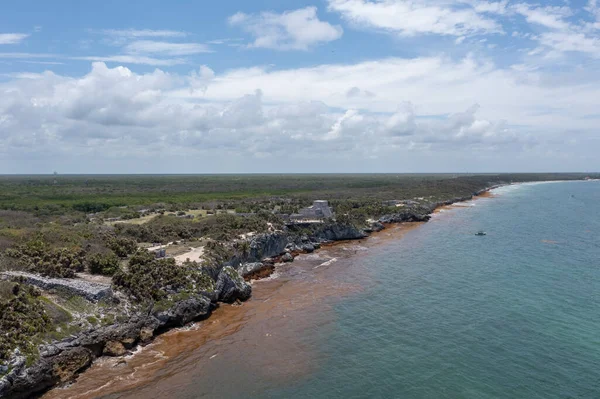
[234,240,251,263]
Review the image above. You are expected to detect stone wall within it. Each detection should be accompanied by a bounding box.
[1,272,112,302]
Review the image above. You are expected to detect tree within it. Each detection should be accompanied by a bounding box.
[234,240,251,263]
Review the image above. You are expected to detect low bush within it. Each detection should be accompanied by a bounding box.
[0,284,51,361]
[88,252,120,276]
[115,212,279,244]
[105,236,137,258]
[112,250,213,302]
[5,240,85,278]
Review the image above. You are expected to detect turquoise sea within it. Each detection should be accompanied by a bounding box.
[266,180,600,398]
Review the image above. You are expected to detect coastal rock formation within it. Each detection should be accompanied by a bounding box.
[300,243,315,253]
[63,317,151,353]
[215,266,252,303]
[103,341,126,357]
[0,347,93,399]
[1,271,112,302]
[238,262,264,277]
[363,221,385,233]
[238,262,274,280]
[139,327,154,343]
[154,296,213,328]
[371,221,385,232]
[246,232,288,262]
[378,212,431,224]
[0,299,212,398]
[310,223,367,241]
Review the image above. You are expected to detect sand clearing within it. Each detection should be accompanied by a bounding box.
[174,247,205,265]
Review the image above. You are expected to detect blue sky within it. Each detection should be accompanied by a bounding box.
[1,0,599,173]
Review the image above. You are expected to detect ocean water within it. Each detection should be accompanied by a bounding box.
[264,180,600,398]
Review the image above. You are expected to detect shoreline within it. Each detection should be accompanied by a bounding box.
[4,178,593,399]
[37,184,503,398]
[40,221,427,399]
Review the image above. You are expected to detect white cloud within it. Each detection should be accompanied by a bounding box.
[346,86,375,98]
[0,52,56,59]
[228,6,343,50]
[80,28,207,66]
[537,31,600,57]
[471,1,509,15]
[512,3,571,30]
[0,61,527,167]
[3,56,599,173]
[0,52,186,66]
[19,60,65,65]
[501,2,600,60]
[99,29,187,38]
[585,0,600,21]
[71,55,186,66]
[0,33,29,45]
[0,72,46,80]
[327,0,503,37]
[124,40,212,56]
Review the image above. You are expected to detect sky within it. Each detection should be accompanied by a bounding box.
[1,0,599,174]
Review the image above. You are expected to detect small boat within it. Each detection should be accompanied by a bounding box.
[475,231,487,236]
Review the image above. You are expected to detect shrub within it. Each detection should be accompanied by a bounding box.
[112,250,213,303]
[88,252,120,276]
[105,236,138,258]
[72,202,111,213]
[0,284,51,361]
[5,240,85,278]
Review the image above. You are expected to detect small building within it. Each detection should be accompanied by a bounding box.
[291,200,334,221]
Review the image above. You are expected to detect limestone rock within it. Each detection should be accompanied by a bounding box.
[310,223,367,241]
[51,347,94,382]
[103,341,126,357]
[301,243,315,253]
[371,221,385,232]
[215,266,252,303]
[121,337,136,349]
[246,232,288,262]
[378,212,431,224]
[1,271,112,302]
[154,296,212,327]
[238,262,264,277]
[139,327,154,343]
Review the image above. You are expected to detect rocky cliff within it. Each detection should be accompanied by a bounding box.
[0,294,215,399]
[246,232,288,262]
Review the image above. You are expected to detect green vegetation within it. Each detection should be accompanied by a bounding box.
[105,236,137,258]
[0,173,593,216]
[115,212,278,243]
[112,250,214,302]
[4,240,85,278]
[0,173,596,280]
[0,282,51,362]
[88,252,120,276]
